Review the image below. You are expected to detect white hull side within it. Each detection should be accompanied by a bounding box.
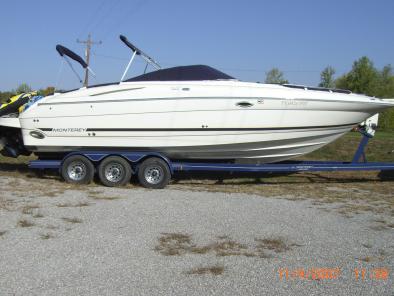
[18,81,394,162]
[0,116,21,129]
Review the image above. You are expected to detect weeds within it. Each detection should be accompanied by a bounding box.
[40,233,55,240]
[359,249,387,263]
[369,219,394,231]
[56,201,91,208]
[255,238,291,253]
[62,217,83,224]
[32,212,44,218]
[186,265,225,276]
[0,198,13,211]
[21,204,40,215]
[154,233,193,256]
[154,233,300,258]
[17,219,35,228]
[88,194,121,201]
[210,239,250,257]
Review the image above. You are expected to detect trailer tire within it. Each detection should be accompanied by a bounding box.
[61,155,94,185]
[98,156,132,187]
[137,157,171,189]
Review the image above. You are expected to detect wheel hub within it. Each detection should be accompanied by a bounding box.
[105,164,124,182]
[145,166,164,185]
[67,161,87,181]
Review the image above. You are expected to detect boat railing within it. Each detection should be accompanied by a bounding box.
[282,84,352,94]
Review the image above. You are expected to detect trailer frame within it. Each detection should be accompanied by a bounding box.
[28,133,394,188]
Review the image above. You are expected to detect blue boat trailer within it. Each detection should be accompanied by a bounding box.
[29,134,394,189]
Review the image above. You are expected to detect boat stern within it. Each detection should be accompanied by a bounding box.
[0,115,31,158]
[0,115,21,129]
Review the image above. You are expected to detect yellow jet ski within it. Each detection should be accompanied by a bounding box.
[0,92,37,117]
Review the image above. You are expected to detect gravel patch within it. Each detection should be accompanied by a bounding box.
[0,176,392,295]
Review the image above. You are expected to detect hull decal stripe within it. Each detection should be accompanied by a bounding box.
[38,123,358,132]
[90,87,145,96]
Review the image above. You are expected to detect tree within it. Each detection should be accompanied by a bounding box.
[0,85,56,104]
[38,86,55,96]
[335,57,394,131]
[265,68,288,84]
[15,83,32,94]
[376,65,394,98]
[319,66,336,88]
[335,56,379,96]
[0,91,15,103]
[375,65,394,130]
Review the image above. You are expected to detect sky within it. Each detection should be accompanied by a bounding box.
[0,0,394,91]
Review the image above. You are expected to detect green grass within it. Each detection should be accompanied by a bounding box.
[302,131,394,162]
[185,265,225,276]
[0,154,36,164]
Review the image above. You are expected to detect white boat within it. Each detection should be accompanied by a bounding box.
[1,35,393,163]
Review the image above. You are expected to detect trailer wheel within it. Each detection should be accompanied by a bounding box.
[61,155,94,185]
[137,157,171,189]
[98,156,132,187]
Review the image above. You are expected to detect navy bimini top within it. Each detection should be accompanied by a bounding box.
[125,65,234,82]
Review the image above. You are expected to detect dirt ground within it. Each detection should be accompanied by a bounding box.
[0,164,393,295]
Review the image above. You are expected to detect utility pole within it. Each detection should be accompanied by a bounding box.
[77,33,102,87]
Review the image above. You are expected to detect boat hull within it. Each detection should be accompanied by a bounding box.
[25,125,350,163]
[17,81,394,163]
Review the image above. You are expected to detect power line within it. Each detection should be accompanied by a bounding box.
[78,0,108,39]
[100,0,150,42]
[92,52,129,61]
[88,0,123,38]
[91,52,339,73]
[77,34,102,87]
